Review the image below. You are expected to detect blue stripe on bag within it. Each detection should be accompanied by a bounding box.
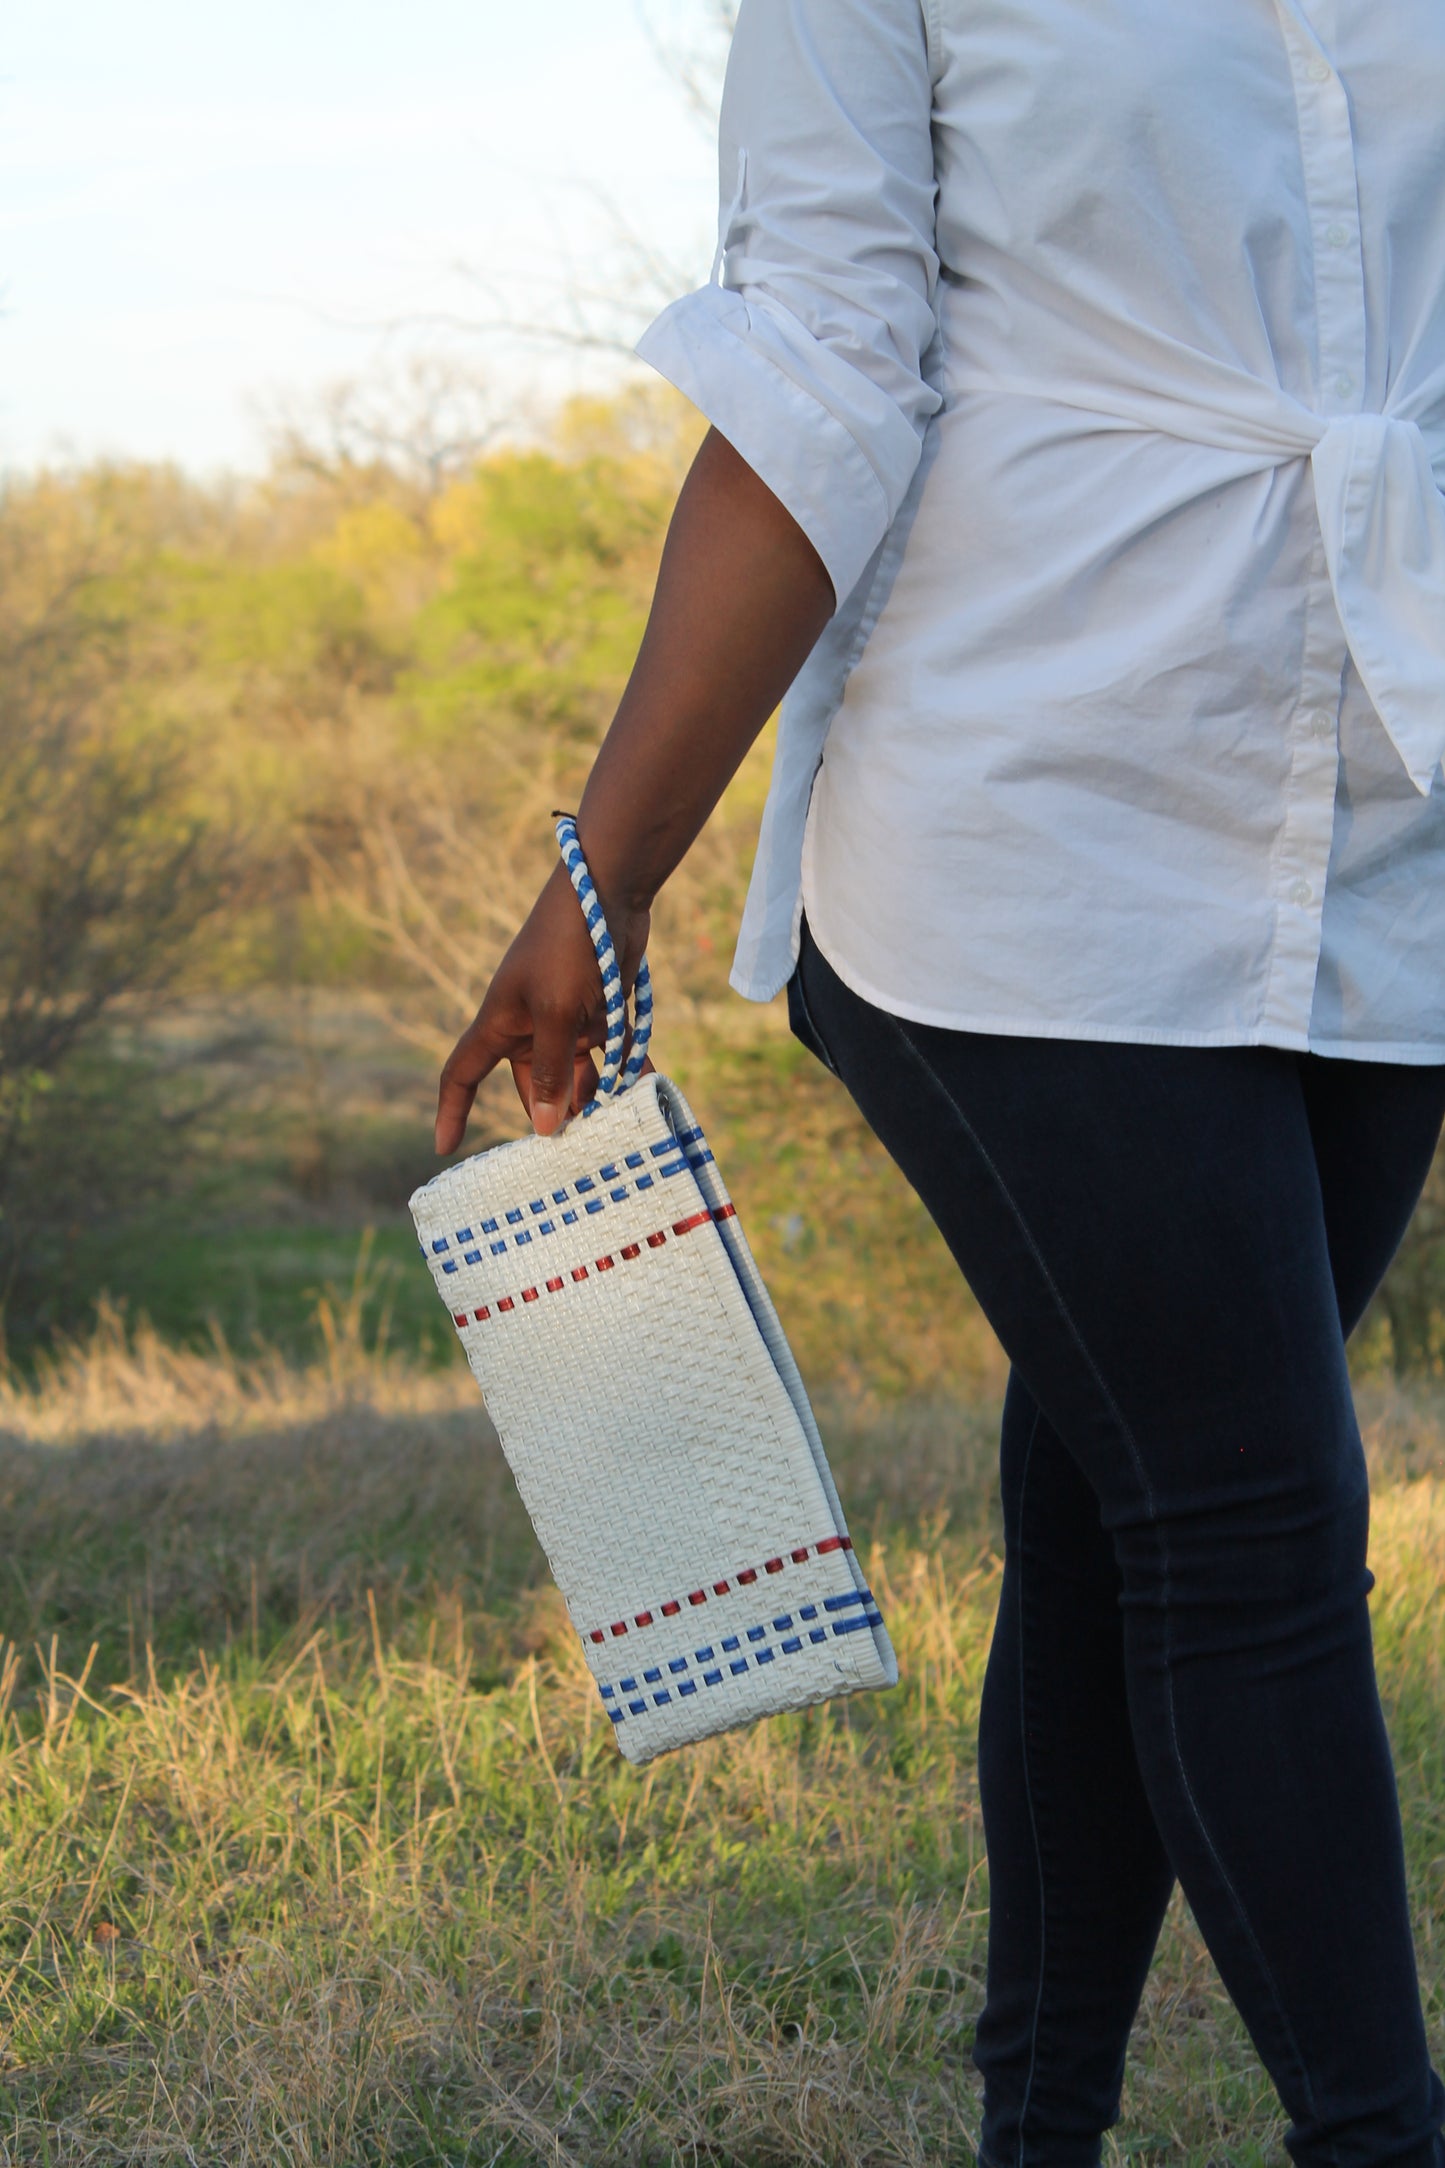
[593,1593,883,1725]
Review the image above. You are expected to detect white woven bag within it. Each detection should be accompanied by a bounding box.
[408,815,897,1764]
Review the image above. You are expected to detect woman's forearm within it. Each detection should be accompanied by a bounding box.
[435,425,833,1148]
[574,425,835,915]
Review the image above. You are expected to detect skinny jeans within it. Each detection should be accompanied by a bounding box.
[788,912,1445,2168]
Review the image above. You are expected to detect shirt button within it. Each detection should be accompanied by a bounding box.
[1290,878,1314,907]
[1310,710,1334,741]
[1334,372,1355,398]
[1308,56,1332,82]
[1326,223,1349,248]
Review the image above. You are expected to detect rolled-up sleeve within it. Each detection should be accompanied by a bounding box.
[634,0,941,610]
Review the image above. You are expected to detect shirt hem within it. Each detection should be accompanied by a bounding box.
[745,928,1445,1067]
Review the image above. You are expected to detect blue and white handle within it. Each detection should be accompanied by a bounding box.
[553,813,654,1113]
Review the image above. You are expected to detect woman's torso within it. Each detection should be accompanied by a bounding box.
[649,0,1445,1059]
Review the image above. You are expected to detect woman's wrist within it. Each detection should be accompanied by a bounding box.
[569,792,673,922]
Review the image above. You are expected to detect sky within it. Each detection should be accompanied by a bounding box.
[2,1,723,476]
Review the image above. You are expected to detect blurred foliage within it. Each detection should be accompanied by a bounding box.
[0,495,233,1338]
[0,374,1440,1390]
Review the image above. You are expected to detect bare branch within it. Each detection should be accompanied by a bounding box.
[378,3,735,375]
[256,354,512,503]
[635,0,738,134]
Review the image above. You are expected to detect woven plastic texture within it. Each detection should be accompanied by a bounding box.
[409,1072,897,1763]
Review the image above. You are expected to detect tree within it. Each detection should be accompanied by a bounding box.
[257,355,510,514]
[0,494,227,1328]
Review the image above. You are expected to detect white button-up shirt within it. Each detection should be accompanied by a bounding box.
[636,0,1445,1060]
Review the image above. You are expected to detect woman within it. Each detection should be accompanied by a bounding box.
[435,2,1445,2161]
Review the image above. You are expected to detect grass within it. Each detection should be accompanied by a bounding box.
[68,1216,453,1373]
[0,1320,1441,2164]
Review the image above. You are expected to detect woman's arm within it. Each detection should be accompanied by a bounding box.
[433,425,835,1153]
[436,0,940,1152]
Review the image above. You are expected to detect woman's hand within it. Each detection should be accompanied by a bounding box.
[434,857,652,1153]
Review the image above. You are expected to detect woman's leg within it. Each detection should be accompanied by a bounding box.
[970,1048,1445,2164]
[790,919,1445,2168]
[974,1369,1175,2159]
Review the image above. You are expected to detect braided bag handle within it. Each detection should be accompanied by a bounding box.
[552,812,654,1114]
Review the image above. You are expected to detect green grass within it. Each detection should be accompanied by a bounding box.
[0,1326,1441,2164]
[71,1214,451,1371]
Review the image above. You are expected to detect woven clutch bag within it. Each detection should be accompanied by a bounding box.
[408,816,897,1764]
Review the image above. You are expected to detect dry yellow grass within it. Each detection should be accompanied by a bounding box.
[0,1323,1440,2165]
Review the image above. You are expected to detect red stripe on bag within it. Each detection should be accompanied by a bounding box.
[580,1533,860,1645]
[453,1199,740,1328]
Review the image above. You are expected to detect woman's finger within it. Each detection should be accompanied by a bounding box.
[435,1014,505,1154]
[506,1045,601,1125]
[527,1000,591,1136]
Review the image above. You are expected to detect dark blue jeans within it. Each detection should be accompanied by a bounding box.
[788,913,1445,2168]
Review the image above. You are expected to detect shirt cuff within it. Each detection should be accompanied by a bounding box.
[635,281,914,609]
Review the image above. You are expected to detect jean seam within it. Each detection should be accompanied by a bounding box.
[869,1010,1328,2146]
[1016,1405,1048,2165]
